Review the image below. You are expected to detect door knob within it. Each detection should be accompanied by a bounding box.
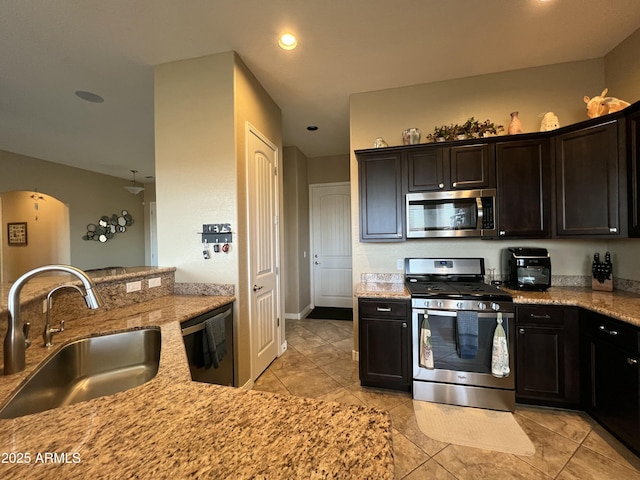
[253,285,264,292]
[314,261,321,265]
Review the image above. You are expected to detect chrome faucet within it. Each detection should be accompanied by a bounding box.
[4,265,105,375]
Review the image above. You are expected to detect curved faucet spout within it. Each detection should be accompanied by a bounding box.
[4,265,105,375]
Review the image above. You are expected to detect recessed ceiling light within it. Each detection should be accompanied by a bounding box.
[278,33,297,50]
[75,90,104,103]
[307,125,318,131]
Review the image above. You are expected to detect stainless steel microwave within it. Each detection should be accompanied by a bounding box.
[406,189,497,238]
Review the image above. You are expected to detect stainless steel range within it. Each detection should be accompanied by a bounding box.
[406,257,515,412]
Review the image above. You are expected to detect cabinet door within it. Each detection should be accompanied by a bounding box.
[357,153,404,241]
[516,306,580,407]
[449,143,494,189]
[628,107,640,236]
[589,338,640,454]
[496,139,550,238]
[554,121,622,236]
[407,148,446,192]
[359,316,410,389]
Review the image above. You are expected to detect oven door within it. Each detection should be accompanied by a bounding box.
[412,308,515,388]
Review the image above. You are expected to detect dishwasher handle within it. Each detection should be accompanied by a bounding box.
[181,308,232,337]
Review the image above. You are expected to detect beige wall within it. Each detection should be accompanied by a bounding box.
[1,191,70,281]
[308,154,350,184]
[0,150,147,272]
[605,27,640,104]
[283,146,311,318]
[154,51,283,387]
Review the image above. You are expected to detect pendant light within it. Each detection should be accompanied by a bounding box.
[124,170,144,195]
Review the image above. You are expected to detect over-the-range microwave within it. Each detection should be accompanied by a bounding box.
[406,188,497,238]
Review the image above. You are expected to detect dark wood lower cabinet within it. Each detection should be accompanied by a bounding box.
[583,311,640,456]
[358,298,411,391]
[515,305,580,408]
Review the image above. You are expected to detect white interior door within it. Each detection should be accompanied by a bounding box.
[247,125,280,379]
[311,183,352,308]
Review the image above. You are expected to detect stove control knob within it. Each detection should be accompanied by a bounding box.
[436,301,444,308]
[491,302,500,311]
[477,302,487,310]
[422,300,430,308]
[456,302,464,309]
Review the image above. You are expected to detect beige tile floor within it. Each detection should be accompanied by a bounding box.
[253,317,640,479]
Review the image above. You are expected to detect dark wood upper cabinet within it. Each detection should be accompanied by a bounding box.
[628,105,640,237]
[357,151,404,241]
[554,119,626,237]
[449,143,494,190]
[496,138,551,238]
[407,143,493,191]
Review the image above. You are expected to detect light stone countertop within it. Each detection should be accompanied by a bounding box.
[355,282,640,328]
[0,295,394,479]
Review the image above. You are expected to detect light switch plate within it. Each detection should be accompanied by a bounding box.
[148,277,161,288]
[126,281,142,293]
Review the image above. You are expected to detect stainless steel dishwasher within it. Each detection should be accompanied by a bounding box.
[180,303,234,386]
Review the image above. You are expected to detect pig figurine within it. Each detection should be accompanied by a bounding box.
[584,88,630,118]
[539,112,560,131]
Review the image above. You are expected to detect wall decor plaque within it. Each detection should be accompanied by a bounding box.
[8,222,28,246]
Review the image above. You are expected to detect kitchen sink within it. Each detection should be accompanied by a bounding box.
[0,327,161,419]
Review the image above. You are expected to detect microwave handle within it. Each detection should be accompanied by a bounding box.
[476,197,484,229]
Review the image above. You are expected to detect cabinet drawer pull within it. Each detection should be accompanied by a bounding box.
[519,328,525,334]
[376,307,392,312]
[628,358,638,366]
[438,183,445,189]
[530,314,551,320]
[609,227,618,233]
[402,322,408,328]
[598,325,619,336]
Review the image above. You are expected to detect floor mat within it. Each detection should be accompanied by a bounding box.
[413,401,535,456]
[306,307,353,321]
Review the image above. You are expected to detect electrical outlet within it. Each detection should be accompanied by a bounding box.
[126,281,142,293]
[148,277,161,288]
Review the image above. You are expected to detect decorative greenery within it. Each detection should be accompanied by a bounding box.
[426,117,504,142]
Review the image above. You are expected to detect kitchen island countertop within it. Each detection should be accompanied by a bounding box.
[0,294,394,479]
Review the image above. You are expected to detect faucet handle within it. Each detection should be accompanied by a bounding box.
[59,320,65,333]
[23,322,32,349]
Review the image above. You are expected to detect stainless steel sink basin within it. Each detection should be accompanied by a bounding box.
[0,327,161,419]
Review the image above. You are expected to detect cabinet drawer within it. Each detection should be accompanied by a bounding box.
[586,312,640,355]
[359,299,408,318]
[517,306,576,327]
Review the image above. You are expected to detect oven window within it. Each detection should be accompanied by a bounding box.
[425,312,506,374]
[408,198,478,232]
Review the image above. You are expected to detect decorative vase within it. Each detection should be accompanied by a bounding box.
[508,112,523,135]
[402,128,421,145]
[373,137,388,148]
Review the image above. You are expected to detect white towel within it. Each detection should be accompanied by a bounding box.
[420,315,434,369]
[491,313,510,378]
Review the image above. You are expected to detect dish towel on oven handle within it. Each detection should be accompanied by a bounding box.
[491,312,511,378]
[419,315,434,369]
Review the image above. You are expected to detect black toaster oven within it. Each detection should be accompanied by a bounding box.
[502,247,551,291]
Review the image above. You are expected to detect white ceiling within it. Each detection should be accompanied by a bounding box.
[1,0,640,182]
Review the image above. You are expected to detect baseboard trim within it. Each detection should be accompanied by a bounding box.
[284,304,313,320]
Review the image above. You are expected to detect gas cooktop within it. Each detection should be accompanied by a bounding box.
[405,279,511,301]
[404,257,512,301]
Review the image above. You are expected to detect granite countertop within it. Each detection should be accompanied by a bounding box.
[355,282,640,328]
[0,295,394,479]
